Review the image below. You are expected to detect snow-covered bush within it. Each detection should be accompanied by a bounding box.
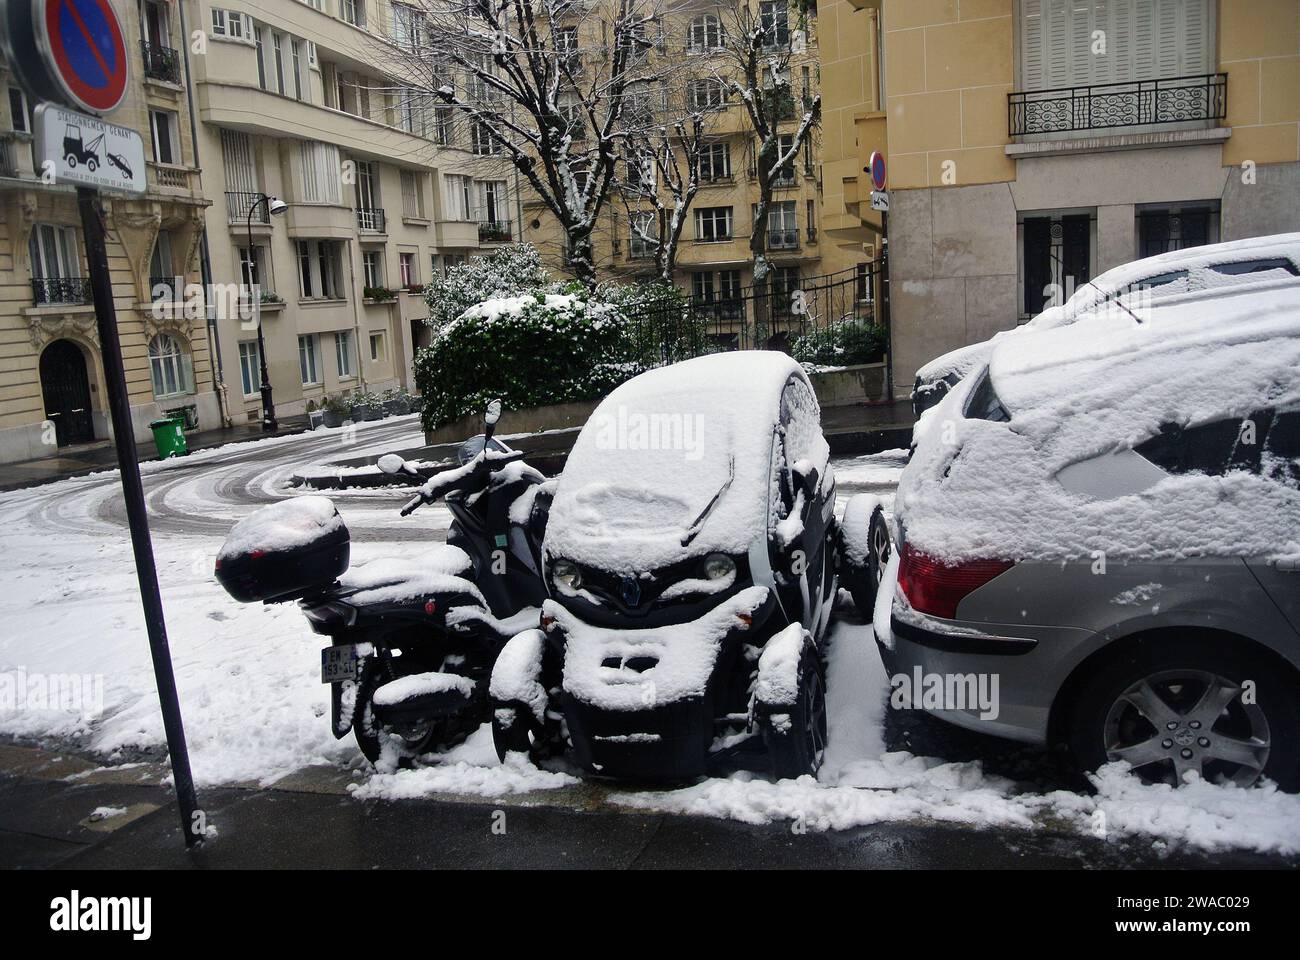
[791,318,886,368]
[415,289,646,430]
[423,245,552,332]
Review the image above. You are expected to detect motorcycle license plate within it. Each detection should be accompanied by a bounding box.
[321,644,361,684]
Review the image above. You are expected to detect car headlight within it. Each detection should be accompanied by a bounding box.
[702,553,735,580]
[551,560,581,590]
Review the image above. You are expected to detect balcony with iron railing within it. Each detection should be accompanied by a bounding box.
[141,41,182,85]
[32,277,92,306]
[227,191,268,224]
[769,228,800,250]
[478,220,513,242]
[1008,73,1228,138]
[357,207,387,233]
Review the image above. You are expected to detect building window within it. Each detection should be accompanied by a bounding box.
[629,211,656,258]
[298,334,320,384]
[297,141,342,203]
[399,251,417,288]
[401,170,424,217]
[687,14,723,53]
[362,249,382,288]
[149,109,180,164]
[335,330,354,378]
[1018,0,1211,91]
[29,224,80,281]
[392,3,424,50]
[759,1,790,48]
[696,141,730,182]
[149,334,190,398]
[341,0,366,28]
[443,174,472,220]
[369,332,384,362]
[9,87,31,133]
[255,27,267,89]
[686,77,728,110]
[433,107,454,145]
[297,240,345,300]
[1022,212,1092,315]
[238,341,262,396]
[695,206,732,242]
[291,40,307,101]
[471,121,498,155]
[238,245,270,292]
[1137,206,1217,259]
[767,201,798,248]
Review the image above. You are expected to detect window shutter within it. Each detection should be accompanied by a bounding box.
[1020,0,1045,90]
[181,354,195,394]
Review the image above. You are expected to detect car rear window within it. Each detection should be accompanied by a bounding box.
[1208,257,1300,277]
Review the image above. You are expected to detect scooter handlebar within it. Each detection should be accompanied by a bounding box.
[400,493,425,516]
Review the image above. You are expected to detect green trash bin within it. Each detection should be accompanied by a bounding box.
[149,415,189,458]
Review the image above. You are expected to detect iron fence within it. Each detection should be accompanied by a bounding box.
[141,41,182,84]
[1009,73,1227,137]
[621,262,884,365]
[32,277,92,306]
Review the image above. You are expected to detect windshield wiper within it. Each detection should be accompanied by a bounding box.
[680,456,735,547]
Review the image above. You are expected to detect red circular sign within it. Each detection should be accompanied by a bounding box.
[39,0,129,114]
[869,151,887,191]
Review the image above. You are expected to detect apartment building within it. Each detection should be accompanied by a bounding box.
[189,0,518,426]
[826,0,1300,399]
[0,0,214,463]
[520,1,868,339]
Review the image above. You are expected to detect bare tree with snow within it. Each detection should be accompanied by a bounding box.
[707,0,821,290]
[373,0,686,289]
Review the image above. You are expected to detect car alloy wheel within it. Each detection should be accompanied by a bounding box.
[1102,669,1270,787]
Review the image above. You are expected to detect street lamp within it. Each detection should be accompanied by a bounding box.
[247,193,288,431]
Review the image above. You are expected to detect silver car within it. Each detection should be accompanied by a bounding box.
[878,285,1300,790]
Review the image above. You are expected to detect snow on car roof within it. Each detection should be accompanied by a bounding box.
[546,351,807,572]
[1065,233,1300,312]
[897,284,1300,564]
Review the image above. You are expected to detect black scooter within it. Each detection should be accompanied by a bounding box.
[216,401,552,766]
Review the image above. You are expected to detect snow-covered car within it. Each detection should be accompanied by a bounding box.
[879,282,1300,790]
[911,233,1300,417]
[488,351,867,781]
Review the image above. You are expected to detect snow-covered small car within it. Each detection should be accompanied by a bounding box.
[911,233,1300,418]
[488,351,858,781]
[881,281,1300,790]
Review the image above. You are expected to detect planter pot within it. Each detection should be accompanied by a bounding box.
[383,398,411,416]
[349,403,376,422]
[322,409,347,428]
[308,410,325,430]
[409,396,425,413]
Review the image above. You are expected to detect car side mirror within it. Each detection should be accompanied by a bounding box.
[378,453,419,477]
[791,462,819,500]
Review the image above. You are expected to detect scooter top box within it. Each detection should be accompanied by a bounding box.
[216,496,350,604]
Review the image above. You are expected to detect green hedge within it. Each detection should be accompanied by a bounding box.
[415,289,648,430]
[791,318,887,367]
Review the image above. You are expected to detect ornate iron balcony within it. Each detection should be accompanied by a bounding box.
[477,220,513,242]
[141,41,181,84]
[357,207,386,233]
[1009,73,1227,137]
[32,277,92,306]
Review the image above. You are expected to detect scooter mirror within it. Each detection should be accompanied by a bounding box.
[377,453,406,475]
[485,399,503,426]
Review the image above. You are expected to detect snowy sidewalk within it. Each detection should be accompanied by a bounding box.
[2,742,1287,869]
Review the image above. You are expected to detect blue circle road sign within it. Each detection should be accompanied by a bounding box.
[869,151,887,192]
[38,0,130,114]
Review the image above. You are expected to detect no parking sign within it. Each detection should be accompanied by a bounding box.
[1,0,130,115]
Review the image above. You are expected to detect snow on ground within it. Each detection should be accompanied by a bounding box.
[1,436,1298,854]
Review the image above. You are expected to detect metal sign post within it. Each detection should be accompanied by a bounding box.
[3,0,204,849]
[867,152,892,400]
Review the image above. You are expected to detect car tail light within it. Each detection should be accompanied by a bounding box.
[896,543,1014,620]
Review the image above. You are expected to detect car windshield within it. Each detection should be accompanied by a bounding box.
[546,353,802,571]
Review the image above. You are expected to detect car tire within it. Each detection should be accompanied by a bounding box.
[837,496,890,617]
[762,639,828,780]
[1068,635,1300,791]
